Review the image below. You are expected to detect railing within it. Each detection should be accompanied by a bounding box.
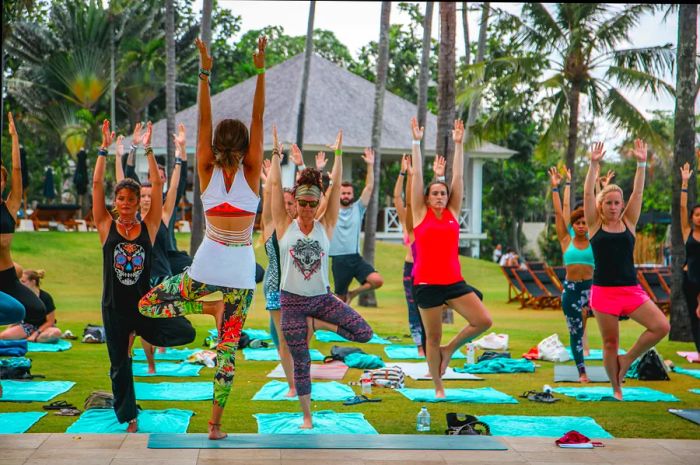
[381,207,471,234]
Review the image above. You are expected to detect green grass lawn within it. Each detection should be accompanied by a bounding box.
[3,232,699,438]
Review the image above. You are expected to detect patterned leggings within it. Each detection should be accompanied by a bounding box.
[561,279,592,375]
[138,272,253,407]
[403,261,423,347]
[280,290,373,396]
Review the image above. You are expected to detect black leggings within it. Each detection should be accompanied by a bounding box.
[0,266,45,326]
[683,273,700,352]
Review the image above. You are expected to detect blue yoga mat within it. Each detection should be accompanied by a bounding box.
[314,330,391,345]
[27,339,72,352]
[254,410,378,434]
[565,348,626,361]
[0,380,75,402]
[252,380,355,401]
[134,382,212,401]
[0,412,46,433]
[384,345,465,360]
[397,387,518,404]
[132,363,204,377]
[691,389,700,395]
[209,328,272,341]
[243,347,324,361]
[553,387,679,402]
[455,358,535,374]
[133,347,201,361]
[673,366,700,380]
[66,408,193,433]
[479,415,613,438]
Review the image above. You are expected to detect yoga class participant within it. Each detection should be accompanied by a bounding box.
[0,112,44,327]
[680,162,700,351]
[269,127,373,429]
[138,37,266,440]
[549,166,594,382]
[409,117,492,398]
[93,119,195,432]
[0,269,61,342]
[584,140,669,400]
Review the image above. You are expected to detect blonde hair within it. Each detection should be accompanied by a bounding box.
[596,184,624,218]
[23,269,45,287]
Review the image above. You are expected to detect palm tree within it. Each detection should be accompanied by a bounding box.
[436,2,456,182]
[296,1,316,149]
[359,1,391,308]
[417,2,434,156]
[165,0,176,170]
[670,4,697,342]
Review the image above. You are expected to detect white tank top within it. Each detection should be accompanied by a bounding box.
[201,166,259,215]
[279,219,330,296]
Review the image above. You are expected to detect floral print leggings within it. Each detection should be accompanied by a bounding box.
[561,279,593,375]
[138,272,252,407]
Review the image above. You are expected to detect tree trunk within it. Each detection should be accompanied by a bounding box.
[359,1,391,308]
[437,2,456,183]
[296,1,315,151]
[466,2,489,131]
[190,0,212,256]
[165,0,177,171]
[670,4,697,342]
[462,2,469,66]
[110,17,116,134]
[417,2,434,156]
[565,80,581,196]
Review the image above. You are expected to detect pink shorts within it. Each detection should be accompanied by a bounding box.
[590,284,650,317]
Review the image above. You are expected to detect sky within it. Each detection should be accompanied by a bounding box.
[192,1,690,154]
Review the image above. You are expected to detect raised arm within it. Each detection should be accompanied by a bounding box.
[622,139,647,229]
[244,36,267,193]
[405,154,415,237]
[260,158,274,232]
[548,167,568,246]
[124,123,142,183]
[315,152,330,219]
[680,162,692,240]
[270,126,292,238]
[115,135,125,183]
[359,147,375,207]
[584,142,605,236]
[142,122,163,243]
[5,113,22,217]
[393,155,409,224]
[93,120,116,243]
[447,119,465,215]
[432,154,446,182]
[562,168,571,227]
[162,123,185,225]
[195,38,215,190]
[321,130,343,237]
[410,117,427,224]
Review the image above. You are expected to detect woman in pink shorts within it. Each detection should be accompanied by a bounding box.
[583,140,670,400]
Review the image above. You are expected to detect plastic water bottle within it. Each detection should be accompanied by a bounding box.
[416,406,430,432]
[543,384,552,394]
[466,343,476,364]
[361,370,372,395]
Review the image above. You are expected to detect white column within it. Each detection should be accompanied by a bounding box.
[470,158,484,258]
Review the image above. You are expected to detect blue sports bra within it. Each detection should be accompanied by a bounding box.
[563,240,595,268]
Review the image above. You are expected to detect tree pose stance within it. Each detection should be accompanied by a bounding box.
[680,162,700,351]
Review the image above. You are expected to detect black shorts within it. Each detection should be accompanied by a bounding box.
[413,280,483,309]
[331,253,376,295]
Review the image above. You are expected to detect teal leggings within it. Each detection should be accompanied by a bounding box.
[561,280,592,375]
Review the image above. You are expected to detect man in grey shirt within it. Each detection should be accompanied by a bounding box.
[329,148,384,303]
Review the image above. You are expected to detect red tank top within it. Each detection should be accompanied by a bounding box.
[412,208,462,285]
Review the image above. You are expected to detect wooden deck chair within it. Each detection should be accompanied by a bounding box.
[550,266,567,291]
[638,270,670,313]
[532,270,562,308]
[501,266,526,304]
[526,261,546,272]
[514,268,550,309]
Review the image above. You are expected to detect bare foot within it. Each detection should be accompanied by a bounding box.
[435,388,446,399]
[579,373,590,383]
[158,347,166,353]
[417,346,425,357]
[127,331,136,357]
[285,388,297,398]
[147,366,156,375]
[583,349,590,357]
[439,346,452,376]
[208,423,227,440]
[127,419,138,433]
[612,387,623,401]
[300,417,313,429]
[617,354,631,386]
[346,289,359,305]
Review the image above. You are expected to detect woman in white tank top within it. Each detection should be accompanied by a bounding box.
[269,127,373,429]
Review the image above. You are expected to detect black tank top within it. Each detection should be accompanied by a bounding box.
[590,225,637,286]
[1,202,15,234]
[102,221,152,310]
[686,232,700,285]
[151,222,172,280]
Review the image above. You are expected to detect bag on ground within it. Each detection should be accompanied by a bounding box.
[84,391,114,410]
[369,366,405,389]
[324,345,365,363]
[632,348,670,381]
[537,334,571,362]
[82,324,106,343]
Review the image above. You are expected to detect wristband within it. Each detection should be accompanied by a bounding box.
[565,182,571,186]
[175,159,183,166]
[255,67,265,75]
[199,68,210,76]
[637,162,647,168]
[298,163,306,170]
[436,175,446,182]
[399,172,406,176]
[144,146,153,155]
[130,144,138,150]
[335,149,342,156]
[552,187,559,193]
[412,140,421,146]
[97,148,108,157]
[681,188,688,192]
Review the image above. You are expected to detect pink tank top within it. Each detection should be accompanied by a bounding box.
[412,208,462,285]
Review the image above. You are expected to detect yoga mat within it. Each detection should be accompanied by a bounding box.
[392,362,483,381]
[314,330,391,345]
[690,389,700,395]
[0,412,46,433]
[134,382,212,401]
[384,345,465,360]
[0,380,75,402]
[66,408,194,433]
[252,380,355,401]
[255,410,378,434]
[148,433,507,450]
[243,347,324,361]
[668,408,700,426]
[133,347,201,361]
[132,363,203,377]
[566,348,626,361]
[677,351,700,363]
[552,387,679,402]
[267,361,349,380]
[672,366,700,380]
[397,387,518,404]
[554,365,610,383]
[454,358,534,374]
[479,415,613,438]
[27,339,72,352]
[344,353,385,369]
[209,328,272,341]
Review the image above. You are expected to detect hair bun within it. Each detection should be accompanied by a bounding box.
[37,270,46,278]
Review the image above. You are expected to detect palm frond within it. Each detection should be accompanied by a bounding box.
[595,4,659,52]
[522,3,566,49]
[605,87,663,147]
[605,66,675,98]
[581,78,606,116]
[611,44,675,77]
[535,90,568,159]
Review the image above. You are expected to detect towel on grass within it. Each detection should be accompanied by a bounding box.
[66,409,193,433]
[391,362,483,381]
[132,363,203,377]
[132,347,201,361]
[134,382,212,401]
[254,410,378,434]
[267,362,349,380]
[315,330,391,345]
[455,358,535,374]
[397,387,517,404]
[552,387,679,402]
[677,351,700,363]
[0,380,75,402]
[691,389,700,395]
[243,347,324,361]
[0,412,46,433]
[671,366,700,380]
[479,415,613,438]
[27,339,72,352]
[344,353,385,369]
[384,345,465,360]
[565,348,626,361]
[252,380,355,401]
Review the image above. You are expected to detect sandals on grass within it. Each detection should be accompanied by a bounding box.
[520,390,559,403]
[343,395,382,406]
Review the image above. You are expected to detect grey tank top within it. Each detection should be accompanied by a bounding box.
[279,220,330,296]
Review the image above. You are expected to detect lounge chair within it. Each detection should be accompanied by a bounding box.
[513,268,550,309]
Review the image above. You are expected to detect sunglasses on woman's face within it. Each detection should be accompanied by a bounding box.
[297,199,319,208]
